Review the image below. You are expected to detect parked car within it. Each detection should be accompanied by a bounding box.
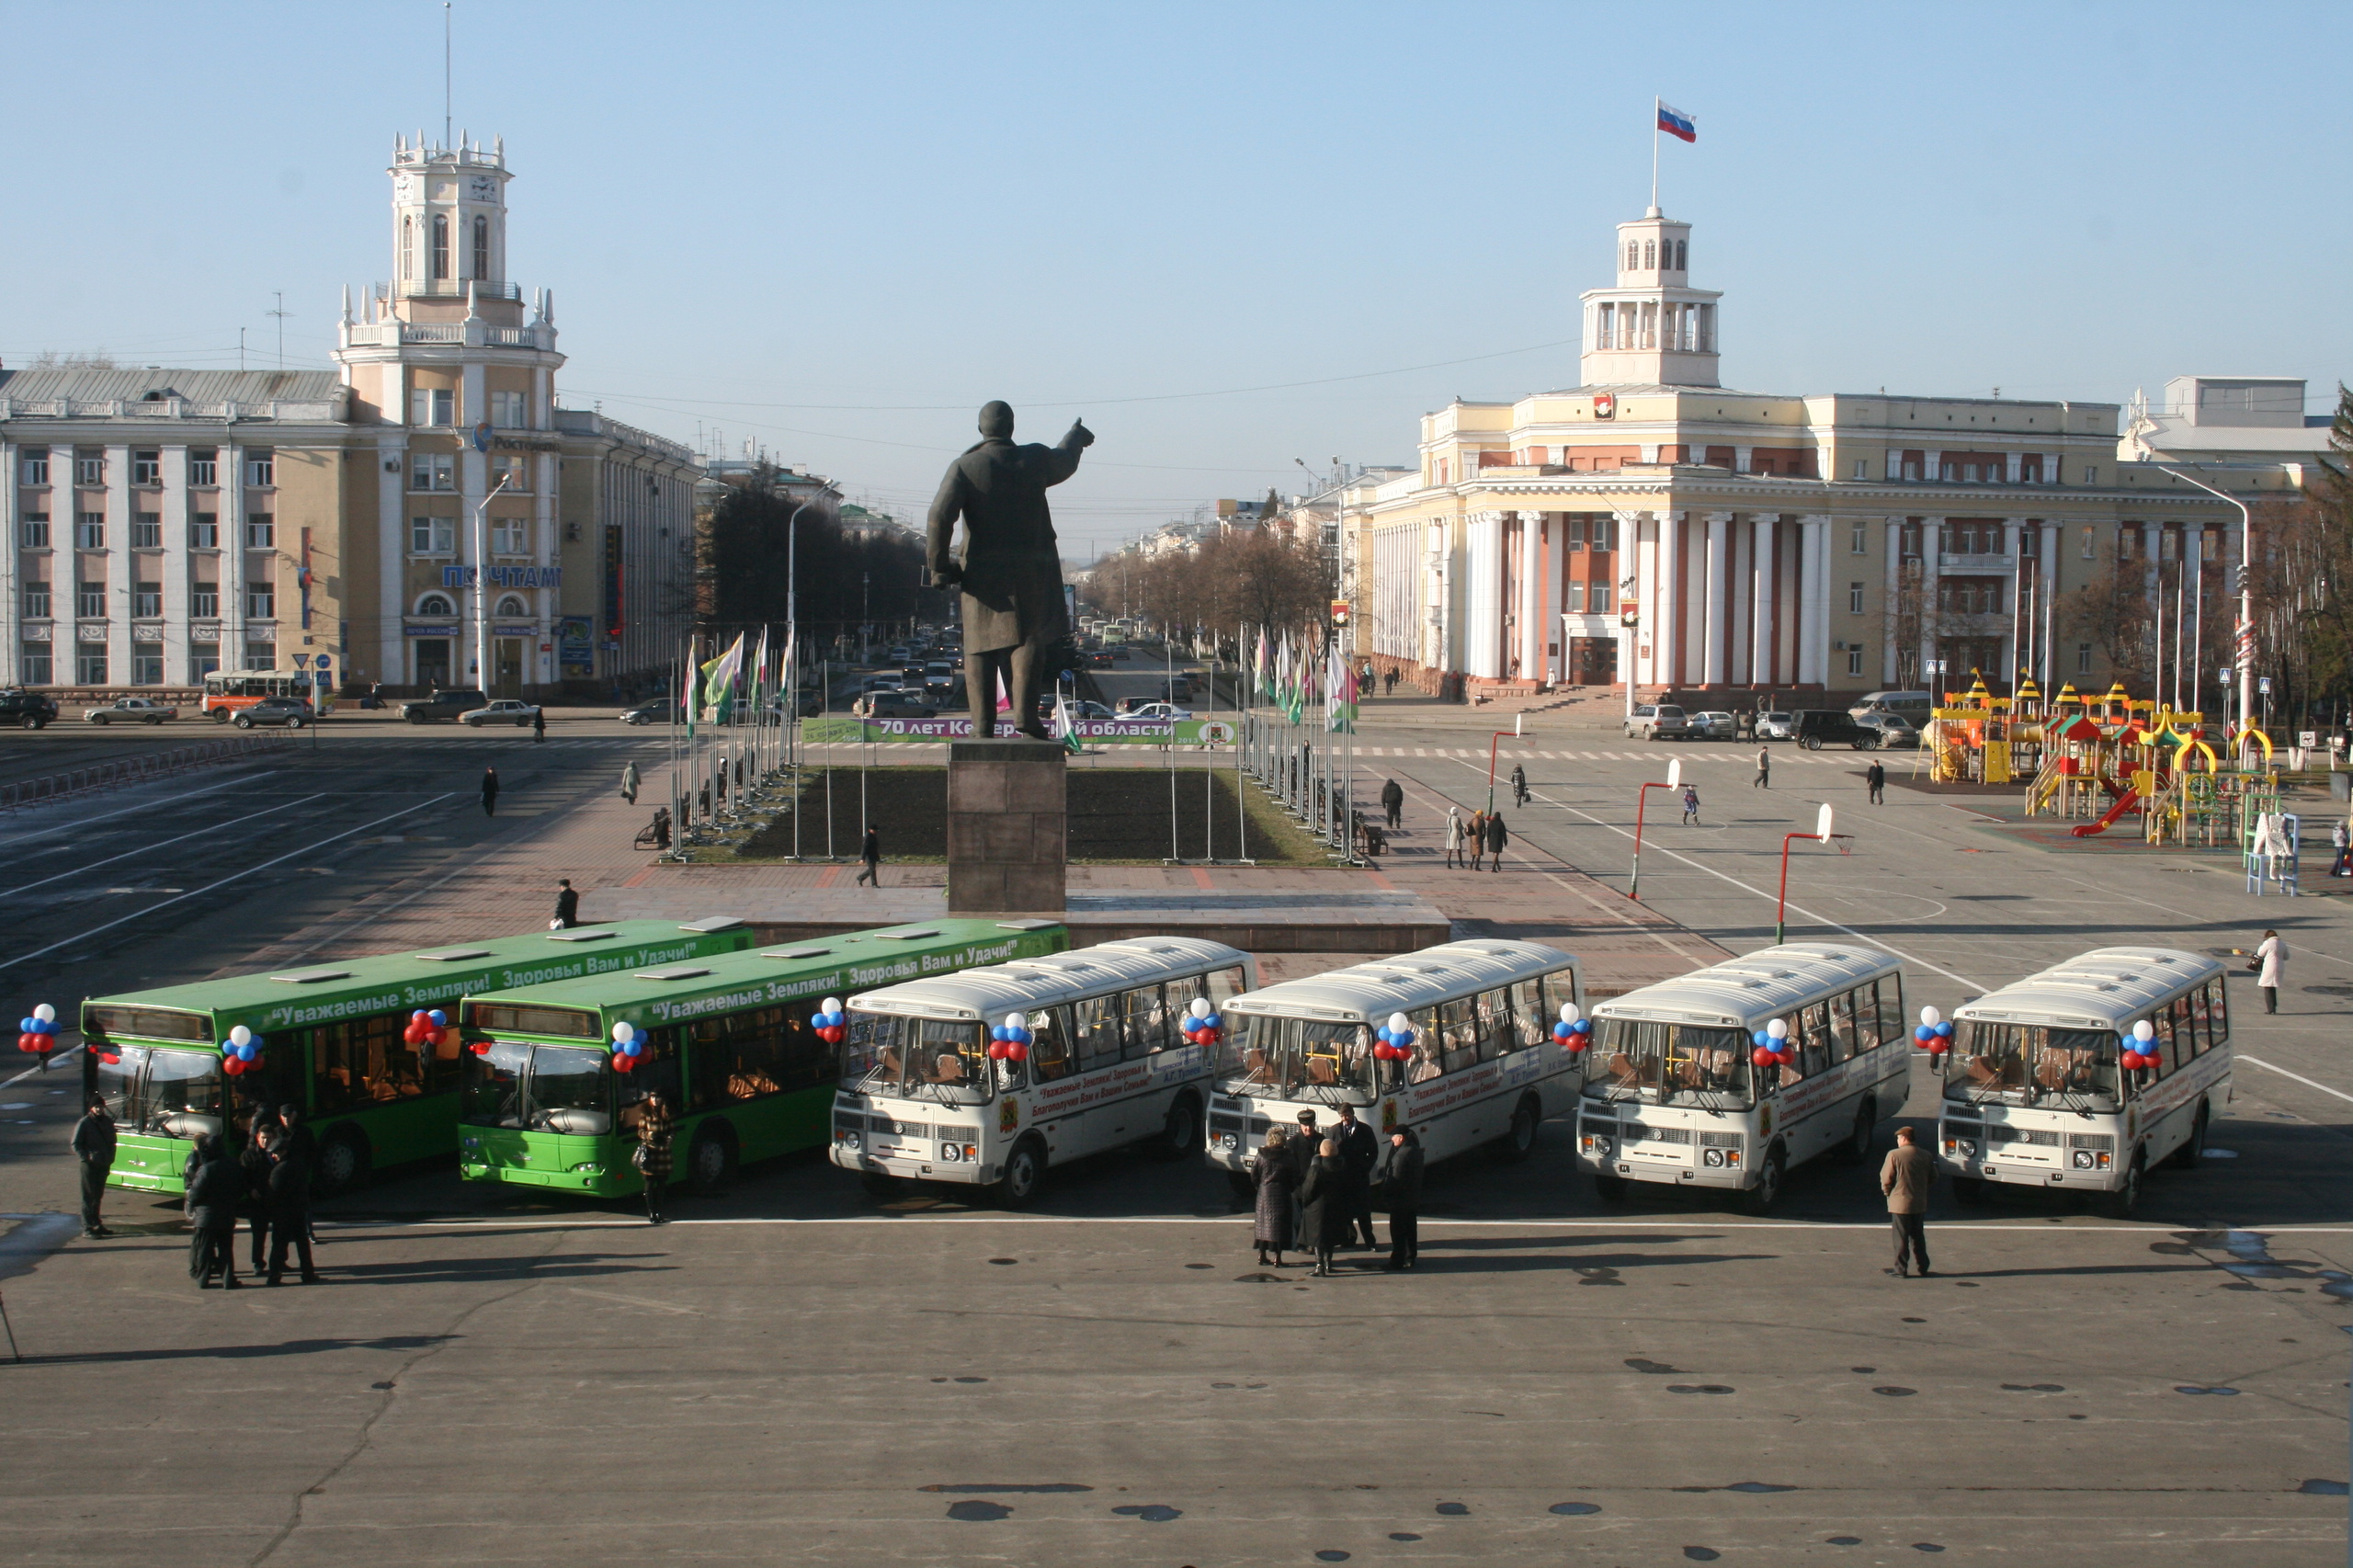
[85,696,179,725]
[620,699,672,725]
[765,692,824,718]
[1061,699,1117,721]
[1756,710,1797,741]
[1113,701,1193,722]
[858,674,904,695]
[1794,709,1880,750]
[854,691,938,720]
[400,688,490,724]
[1684,710,1735,740]
[463,699,544,728]
[0,689,60,730]
[1628,703,1690,741]
[234,696,313,729]
[1852,711,1921,748]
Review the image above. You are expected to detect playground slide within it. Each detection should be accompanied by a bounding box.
[2070,790,2141,837]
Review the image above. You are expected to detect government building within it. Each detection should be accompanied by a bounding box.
[0,134,699,701]
[1345,206,2297,703]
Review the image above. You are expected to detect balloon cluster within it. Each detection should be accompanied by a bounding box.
[1912,1005,1954,1056]
[1371,1011,1417,1062]
[609,1020,648,1074]
[15,1002,59,1057]
[987,1012,1034,1062]
[809,998,847,1046]
[1180,998,1222,1047]
[1551,1002,1593,1052]
[404,1008,450,1051]
[1750,1017,1794,1071]
[2120,1018,2159,1072]
[218,1024,267,1077]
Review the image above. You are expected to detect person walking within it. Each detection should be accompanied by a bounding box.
[276,1105,319,1249]
[1680,784,1701,825]
[1444,805,1467,869]
[265,1130,320,1285]
[184,1134,245,1290]
[1510,764,1529,807]
[552,878,581,929]
[1880,1125,1936,1278]
[620,759,641,806]
[1251,1128,1297,1267]
[1299,1139,1347,1277]
[857,824,883,888]
[1753,746,1771,789]
[239,1124,278,1277]
[1380,1127,1425,1271]
[71,1095,116,1238]
[480,767,501,818]
[1380,778,1404,829]
[2255,929,2285,1014]
[531,709,546,744]
[1866,759,1886,805]
[1329,1103,1380,1249]
[635,1092,676,1223]
[1383,667,1398,697]
[2331,818,2350,878]
[1482,810,1507,872]
[1467,809,1489,871]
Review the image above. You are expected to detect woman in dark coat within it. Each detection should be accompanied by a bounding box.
[1482,811,1508,872]
[1251,1128,1296,1267]
[636,1092,676,1224]
[1299,1139,1348,1277]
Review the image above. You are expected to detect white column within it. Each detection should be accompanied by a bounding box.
[1924,449,1943,483]
[1749,515,1774,688]
[1729,515,1752,686]
[2006,452,2024,484]
[2041,449,2063,485]
[1701,510,1730,687]
[2040,521,2061,688]
[160,445,189,685]
[538,449,560,691]
[105,441,132,685]
[222,441,245,670]
[1518,510,1544,684]
[1882,519,1902,685]
[1654,510,1679,690]
[1798,516,1828,686]
[378,436,407,687]
[1733,446,1753,474]
[1918,516,1943,687]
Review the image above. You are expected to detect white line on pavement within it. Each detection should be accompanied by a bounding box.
[2239,1055,2353,1107]
[1,1043,83,1089]
[0,792,329,900]
[0,769,271,849]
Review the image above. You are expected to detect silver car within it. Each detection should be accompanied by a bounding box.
[1688,710,1736,741]
[1756,710,1797,741]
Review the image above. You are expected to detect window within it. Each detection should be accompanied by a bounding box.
[1436,998,1481,1074]
[188,513,218,549]
[313,1015,442,1111]
[495,595,528,617]
[244,642,275,671]
[1592,517,1617,551]
[77,642,107,684]
[1625,241,1639,270]
[2079,526,2095,559]
[74,450,105,484]
[244,451,274,487]
[1850,521,1868,554]
[431,212,449,280]
[415,593,454,617]
[401,214,415,278]
[2018,528,2040,560]
[76,580,106,619]
[1852,459,1867,480]
[75,513,105,549]
[19,450,49,485]
[131,449,162,486]
[411,517,456,554]
[1847,649,1864,677]
[1120,983,1174,1061]
[490,389,526,427]
[133,581,162,618]
[132,642,163,685]
[489,453,529,493]
[472,213,490,279]
[19,512,49,548]
[410,389,457,427]
[19,643,50,684]
[1589,582,1613,613]
[188,449,217,487]
[1900,521,1922,560]
[1674,240,1687,270]
[132,513,161,549]
[2159,528,2177,561]
[1563,517,1586,551]
[22,582,49,619]
[246,583,275,619]
[1563,581,1586,611]
[1903,460,1922,481]
[2076,642,2093,673]
[491,518,528,555]
[244,515,275,549]
[191,582,218,618]
[188,643,220,682]
[1849,582,1866,614]
[2083,466,2097,484]
[412,452,456,491]
[1939,461,1958,482]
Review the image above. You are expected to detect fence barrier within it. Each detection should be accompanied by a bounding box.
[0,733,291,813]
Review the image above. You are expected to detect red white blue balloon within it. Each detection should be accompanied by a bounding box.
[810,997,847,1046]
[987,1011,1033,1062]
[16,1003,60,1055]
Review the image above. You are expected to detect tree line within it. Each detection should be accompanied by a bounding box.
[700,470,952,643]
[1078,526,1334,643]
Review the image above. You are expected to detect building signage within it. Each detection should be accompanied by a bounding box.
[403,623,460,637]
[441,564,562,588]
[1593,393,1616,420]
[558,615,595,670]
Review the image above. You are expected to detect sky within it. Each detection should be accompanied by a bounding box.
[3,1,2347,556]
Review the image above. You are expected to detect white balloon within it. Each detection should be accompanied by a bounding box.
[822,996,843,1014]
[1558,1003,1581,1025]
[228,1025,253,1047]
[1765,1017,1790,1040]
[1005,1013,1028,1031]
[1188,997,1212,1019]
[613,1021,634,1043]
[1919,1006,1942,1028]
[31,1004,55,1023]
[1389,1012,1411,1033]
[2131,1019,2155,1042]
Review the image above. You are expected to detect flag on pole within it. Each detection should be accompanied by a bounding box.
[700,632,745,722]
[1656,100,1697,142]
[1255,630,1274,700]
[1053,687,1085,756]
[682,634,699,745]
[1327,645,1357,733]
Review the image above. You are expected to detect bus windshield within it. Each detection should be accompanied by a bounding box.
[1585,1018,1755,1108]
[1217,1017,1380,1106]
[1947,1022,2120,1110]
[841,1016,997,1105]
[97,1045,225,1136]
[462,1040,616,1133]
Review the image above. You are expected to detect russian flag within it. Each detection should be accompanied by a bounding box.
[1657,101,1697,142]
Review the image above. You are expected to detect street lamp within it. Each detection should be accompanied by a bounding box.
[1628,756,1681,902]
[1776,802,1851,944]
[470,472,513,695]
[2154,465,2252,740]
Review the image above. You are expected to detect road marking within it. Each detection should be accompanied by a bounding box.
[0,1044,83,1089]
[0,792,330,900]
[0,768,273,848]
[0,793,460,975]
[2239,1055,2353,1107]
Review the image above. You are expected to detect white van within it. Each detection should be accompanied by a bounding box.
[1849,689,1934,722]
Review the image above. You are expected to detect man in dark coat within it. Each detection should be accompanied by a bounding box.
[553,878,580,928]
[184,1135,246,1290]
[266,1136,320,1284]
[72,1095,116,1238]
[1380,778,1404,829]
[1328,1103,1380,1249]
[1381,1127,1425,1271]
[481,767,501,817]
[239,1126,278,1275]
[926,402,1094,740]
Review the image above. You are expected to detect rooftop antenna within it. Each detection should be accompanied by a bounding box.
[267,291,292,369]
[443,4,453,148]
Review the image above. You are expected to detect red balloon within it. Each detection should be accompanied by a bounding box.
[16,1033,36,1053]
[469,1040,490,1056]
[1007,1041,1029,1062]
[222,1058,245,1076]
[1752,1046,1777,1069]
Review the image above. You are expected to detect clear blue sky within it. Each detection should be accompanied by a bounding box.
[4,1,2346,553]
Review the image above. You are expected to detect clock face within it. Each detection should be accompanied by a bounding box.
[469,175,496,202]
[394,174,417,200]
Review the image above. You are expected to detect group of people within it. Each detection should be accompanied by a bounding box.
[1247,1104,1425,1275]
[170,1104,320,1289]
[1442,804,1509,871]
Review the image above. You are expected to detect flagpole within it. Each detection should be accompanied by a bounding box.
[1652,97,1661,212]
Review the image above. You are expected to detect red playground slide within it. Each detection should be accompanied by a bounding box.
[2071,790,2141,837]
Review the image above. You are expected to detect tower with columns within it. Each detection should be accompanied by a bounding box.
[1579,209,1721,389]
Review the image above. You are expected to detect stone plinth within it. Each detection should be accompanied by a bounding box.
[946,740,1066,914]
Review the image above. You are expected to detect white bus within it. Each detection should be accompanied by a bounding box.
[1938,946,2230,1217]
[1577,944,1908,1212]
[832,937,1256,1206]
[1203,940,1585,1193]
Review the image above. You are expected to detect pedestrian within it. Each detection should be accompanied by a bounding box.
[276,1105,319,1248]
[1510,764,1529,806]
[1680,784,1701,825]
[1753,746,1770,789]
[621,759,641,806]
[240,1122,278,1276]
[2254,928,2285,1014]
[481,767,500,817]
[1867,759,1886,805]
[531,708,546,744]
[1468,810,1489,871]
[2331,818,2350,878]
[1329,1103,1380,1249]
[857,824,882,888]
[184,1134,245,1290]
[265,1128,320,1285]
[1482,809,1507,872]
[635,1091,676,1223]
[553,878,580,929]
[1381,778,1404,829]
[1300,1138,1347,1276]
[71,1094,116,1238]
[1444,806,1467,869]
[1381,1126,1424,1271]
[1251,1128,1297,1267]
[1880,1125,1936,1278]
[651,806,672,851]
[1384,667,1398,697]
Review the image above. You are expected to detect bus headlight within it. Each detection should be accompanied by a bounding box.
[1702,1147,1725,1168]
[1584,1133,1613,1157]
[1957,1139,1978,1158]
[835,1129,862,1152]
[938,1142,963,1163]
[2072,1149,2094,1170]
[1214,1131,1239,1151]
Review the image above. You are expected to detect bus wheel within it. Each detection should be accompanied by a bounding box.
[2168,1104,2208,1170]
[1494,1096,1540,1164]
[1154,1095,1201,1159]
[2104,1153,2143,1219]
[1593,1173,1629,1202]
[1836,1098,1875,1165]
[688,1126,737,1190]
[1739,1148,1785,1214]
[994,1136,1046,1210]
[314,1128,371,1195]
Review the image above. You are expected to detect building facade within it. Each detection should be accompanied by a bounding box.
[1347,207,2294,703]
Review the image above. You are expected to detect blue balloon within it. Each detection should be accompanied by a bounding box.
[237,1044,257,1062]
[1934,1021,1953,1039]
[17,1018,31,1034]
[623,1039,643,1057]
[428,1010,447,1027]
[1573,1019,1592,1035]
[1201,1013,1220,1030]
[1754,1030,1772,1048]
[1915,1025,1934,1043]
[991,1026,1008,1042]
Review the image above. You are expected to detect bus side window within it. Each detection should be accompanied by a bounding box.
[1438,999,1480,1074]
[1472,989,1512,1062]
[776,1009,829,1092]
[1029,1009,1075,1082]
[2207,977,2229,1047]
[1122,983,1170,1061]
[1507,979,1545,1050]
[1853,982,1882,1052]
[1826,990,1859,1063]
[2169,994,2199,1066]
[1790,1002,1830,1081]
[1874,978,1904,1054]
[1072,994,1123,1073]
[1405,1006,1445,1082]
[1206,965,1252,1051]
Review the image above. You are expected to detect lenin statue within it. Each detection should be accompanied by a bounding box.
[926,401,1093,741]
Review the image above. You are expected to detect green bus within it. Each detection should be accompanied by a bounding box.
[83,917,759,1197]
[458,918,1068,1196]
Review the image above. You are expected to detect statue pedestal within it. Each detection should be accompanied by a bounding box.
[946,740,1066,915]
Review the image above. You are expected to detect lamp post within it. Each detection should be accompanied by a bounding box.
[1485,722,1521,815]
[2155,466,2252,740]
[1776,802,1851,944]
[1627,756,1681,902]
[470,472,512,696]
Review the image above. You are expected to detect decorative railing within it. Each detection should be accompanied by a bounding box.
[0,733,290,814]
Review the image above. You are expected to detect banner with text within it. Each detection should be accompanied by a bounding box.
[803,715,1237,747]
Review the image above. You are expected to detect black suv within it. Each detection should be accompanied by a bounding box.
[0,689,59,730]
[1795,709,1879,750]
[399,688,491,724]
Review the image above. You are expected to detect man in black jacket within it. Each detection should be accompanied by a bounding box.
[1381,1127,1425,1271]
[1329,1103,1381,1249]
[71,1095,116,1237]
[266,1136,320,1285]
[184,1135,246,1289]
[553,878,580,928]
[1380,778,1404,829]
